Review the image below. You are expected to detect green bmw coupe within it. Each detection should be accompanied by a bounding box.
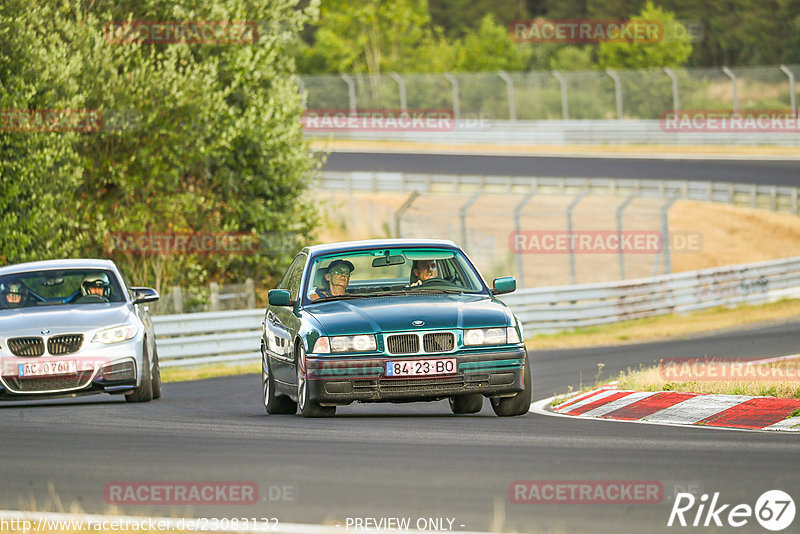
[261,239,530,417]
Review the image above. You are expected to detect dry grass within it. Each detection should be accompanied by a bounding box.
[161,363,260,383]
[616,359,800,398]
[529,298,800,349]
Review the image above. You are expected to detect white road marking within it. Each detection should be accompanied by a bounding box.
[642,394,751,424]
[579,391,656,417]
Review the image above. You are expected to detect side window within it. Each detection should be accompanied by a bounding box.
[279,254,307,300]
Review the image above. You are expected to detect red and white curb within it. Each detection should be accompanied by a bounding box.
[531,385,800,432]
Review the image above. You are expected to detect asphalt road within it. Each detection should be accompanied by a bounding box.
[323,152,800,185]
[3,320,800,534]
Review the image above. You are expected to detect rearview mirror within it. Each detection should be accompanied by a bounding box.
[131,287,160,304]
[372,254,405,267]
[491,277,516,295]
[268,289,293,307]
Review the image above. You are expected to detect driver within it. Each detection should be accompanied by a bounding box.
[0,280,29,308]
[81,272,111,299]
[409,260,438,286]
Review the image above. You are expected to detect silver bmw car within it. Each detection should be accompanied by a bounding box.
[0,259,161,402]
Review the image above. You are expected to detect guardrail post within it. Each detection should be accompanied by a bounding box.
[390,73,407,113]
[443,73,460,120]
[663,67,679,113]
[394,191,419,238]
[552,71,569,119]
[340,74,357,114]
[771,185,778,212]
[210,282,220,312]
[460,191,483,252]
[245,278,256,309]
[512,189,538,287]
[793,187,799,215]
[721,67,738,113]
[780,65,797,115]
[654,197,679,276]
[567,191,588,285]
[497,70,516,121]
[605,69,623,119]
[616,195,636,280]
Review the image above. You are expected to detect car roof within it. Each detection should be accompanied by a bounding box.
[303,238,459,258]
[0,259,117,277]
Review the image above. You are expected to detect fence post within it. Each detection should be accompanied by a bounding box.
[394,191,420,238]
[497,70,516,121]
[296,76,306,97]
[552,71,569,119]
[721,67,738,113]
[245,278,256,309]
[209,282,219,312]
[616,195,636,280]
[567,191,588,285]
[663,67,679,113]
[340,74,357,114]
[443,73,460,120]
[605,69,623,119]
[460,191,483,252]
[171,287,183,314]
[512,189,537,288]
[780,65,796,115]
[390,73,407,113]
[654,197,678,276]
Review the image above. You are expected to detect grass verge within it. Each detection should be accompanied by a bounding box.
[615,358,800,398]
[528,298,800,350]
[161,363,260,383]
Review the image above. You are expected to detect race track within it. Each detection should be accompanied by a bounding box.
[4,320,800,534]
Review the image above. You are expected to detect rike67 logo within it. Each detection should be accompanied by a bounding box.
[668,490,795,531]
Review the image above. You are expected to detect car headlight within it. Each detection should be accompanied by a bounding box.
[92,325,138,344]
[464,327,508,346]
[314,335,377,353]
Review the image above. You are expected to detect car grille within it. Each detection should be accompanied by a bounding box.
[47,334,84,355]
[386,334,419,354]
[423,333,454,352]
[354,375,465,393]
[386,332,455,355]
[7,337,45,357]
[5,371,93,393]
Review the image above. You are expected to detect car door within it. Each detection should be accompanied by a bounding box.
[266,253,306,385]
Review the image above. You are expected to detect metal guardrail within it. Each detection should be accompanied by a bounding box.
[319,171,800,215]
[153,256,800,367]
[305,119,800,146]
[500,255,800,333]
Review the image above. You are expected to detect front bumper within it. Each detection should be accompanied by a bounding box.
[305,347,527,404]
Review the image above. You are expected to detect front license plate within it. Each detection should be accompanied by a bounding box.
[18,360,78,377]
[385,358,457,377]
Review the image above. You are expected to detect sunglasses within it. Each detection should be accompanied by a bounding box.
[419,264,437,271]
[330,268,351,276]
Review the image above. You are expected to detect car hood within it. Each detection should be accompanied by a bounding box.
[0,303,133,337]
[306,294,511,336]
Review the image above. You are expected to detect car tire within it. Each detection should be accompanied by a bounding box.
[263,346,296,415]
[449,394,483,414]
[126,341,154,403]
[490,355,531,417]
[151,344,162,400]
[296,344,335,418]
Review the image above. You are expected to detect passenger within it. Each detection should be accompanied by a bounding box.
[0,281,29,308]
[311,259,354,300]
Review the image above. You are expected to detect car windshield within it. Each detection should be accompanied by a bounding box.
[0,269,126,309]
[305,247,486,302]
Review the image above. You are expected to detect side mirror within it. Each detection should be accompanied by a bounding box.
[268,289,293,307]
[491,277,516,295]
[131,287,160,304]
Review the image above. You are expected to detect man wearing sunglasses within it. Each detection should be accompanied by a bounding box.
[0,280,29,309]
[409,259,438,286]
[312,259,354,300]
